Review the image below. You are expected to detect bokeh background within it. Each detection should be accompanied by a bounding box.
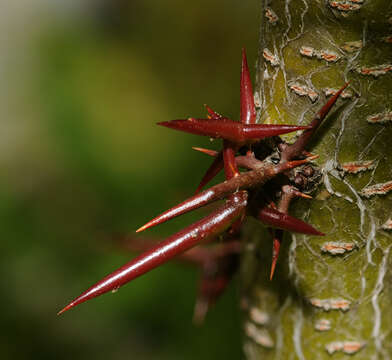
[1,1,259,358]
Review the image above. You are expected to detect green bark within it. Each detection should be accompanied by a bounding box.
[242,1,392,359]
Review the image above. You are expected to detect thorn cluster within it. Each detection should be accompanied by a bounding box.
[59,49,349,319]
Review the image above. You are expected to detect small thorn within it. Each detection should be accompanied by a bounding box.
[289,187,312,199]
[269,230,282,280]
[296,192,312,199]
[246,150,254,157]
[281,185,312,200]
[269,258,277,280]
[269,201,277,210]
[281,156,318,171]
[192,147,218,157]
[285,158,309,169]
[195,152,223,193]
[302,150,315,157]
[204,104,223,120]
[307,154,319,161]
[223,140,240,179]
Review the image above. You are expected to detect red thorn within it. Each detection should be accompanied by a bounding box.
[293,190,312,199]
[136,183,225,233]
[281,184,312,199]
[204,104,223,120]
[138,156,286,233]
[316,82,350,125]
[59,192,248,315]
[137,145,243,233]
[282,83,350,161]
[139,152,312,233]
[136,223,150,233]
[258,206,325,235]
[306,154,319,161]
[302,150,315,158]
[270,230,282,280]
[267,200,277,210]
[57,304,73,316]
[277,158,309,173]
[242,124,311,140]
[229,213,246,235]
[222,139,242,234]
[240,48,256,125]
[281,154,318,170]
[222,140,240,180]
[192,147,218,157]
[195,152,223,194]
[158,119,311,143]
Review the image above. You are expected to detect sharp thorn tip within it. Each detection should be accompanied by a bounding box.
[301,194,313,199]
[297,192,312,199]
[136,224,148,233]
[269,263,277,280]
[307,155,319,161]
[57,303,73,316]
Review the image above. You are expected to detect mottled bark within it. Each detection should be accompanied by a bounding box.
[242,1,392,359]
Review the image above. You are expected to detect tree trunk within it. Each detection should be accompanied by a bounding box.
[242,1,392,359]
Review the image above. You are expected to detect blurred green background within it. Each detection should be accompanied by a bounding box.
[1,1,259,358]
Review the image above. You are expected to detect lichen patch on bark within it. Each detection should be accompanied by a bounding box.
[367,110,392,124]
[321,241,356,255]
[340,160,375,174]
[288,82,319,103]
[309,298,351,311]
[360,181,392,198]
[314,319,331,332]
[325,341,366,355]
[356,64,392,77]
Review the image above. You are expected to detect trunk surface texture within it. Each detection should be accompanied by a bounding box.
[242,1,392,359]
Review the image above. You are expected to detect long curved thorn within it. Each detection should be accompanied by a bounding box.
[258,206,324,235]
[58,192,248,315]
[281,82,349,161]
[158,119,311,144]
[136,157,314,233]
[240,48,256,125]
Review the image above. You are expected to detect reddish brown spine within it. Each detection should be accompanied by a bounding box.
[136,158,313,233]
[58,192,248,315]
[158,119,310,143]
[258,206,324,236]
[240,48,256,125]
